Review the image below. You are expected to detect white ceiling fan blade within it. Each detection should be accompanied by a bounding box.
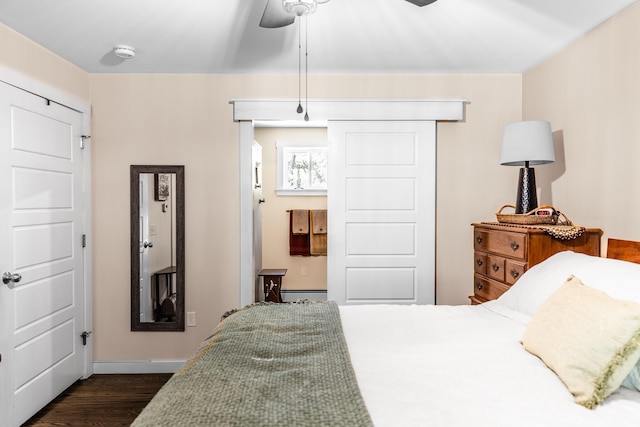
[260,0,296,28]
[405,0,438,6]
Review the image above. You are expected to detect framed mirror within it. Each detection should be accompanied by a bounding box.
[130,165,185,331]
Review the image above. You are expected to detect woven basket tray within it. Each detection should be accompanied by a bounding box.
[496,204,558,225]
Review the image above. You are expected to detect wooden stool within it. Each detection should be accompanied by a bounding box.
[258,269,287,303]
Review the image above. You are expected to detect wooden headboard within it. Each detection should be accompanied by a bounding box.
[607,238,640,264]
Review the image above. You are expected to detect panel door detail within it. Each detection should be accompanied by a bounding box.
[327,121,436,305]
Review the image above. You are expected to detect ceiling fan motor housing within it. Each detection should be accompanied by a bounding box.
[283,0,317,16]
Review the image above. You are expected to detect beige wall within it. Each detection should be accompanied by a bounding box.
[523,2,640,245]
[255,127,328,291]
[89,74,241,360]
[0,24,89,101]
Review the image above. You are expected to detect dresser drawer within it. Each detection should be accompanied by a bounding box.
[505,259,526,285]
[487,255,505,282]
[473,275,510,301]
[474,229,527,260]
[474,252,488,275]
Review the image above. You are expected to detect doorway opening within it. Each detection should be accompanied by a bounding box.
[253,126,328,302]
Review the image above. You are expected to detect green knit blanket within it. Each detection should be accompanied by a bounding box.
[132,301,373,427]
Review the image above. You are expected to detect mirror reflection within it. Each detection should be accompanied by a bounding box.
[131,165,185,331]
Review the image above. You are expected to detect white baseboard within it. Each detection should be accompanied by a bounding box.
[93,359,186,374]
[280,289,327,302]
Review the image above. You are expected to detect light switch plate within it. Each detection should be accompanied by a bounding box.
[187,312,196,327]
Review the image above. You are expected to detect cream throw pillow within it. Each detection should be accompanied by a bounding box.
[521,275,640,408]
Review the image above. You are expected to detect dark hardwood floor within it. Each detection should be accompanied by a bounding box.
[22,374,171,426]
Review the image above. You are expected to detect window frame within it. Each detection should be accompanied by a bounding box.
[276,140,328,196]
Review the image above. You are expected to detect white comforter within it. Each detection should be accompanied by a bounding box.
[340,301,640,427]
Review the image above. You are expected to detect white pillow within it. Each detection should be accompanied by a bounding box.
[496,251,640,317]
[521,275,640,408]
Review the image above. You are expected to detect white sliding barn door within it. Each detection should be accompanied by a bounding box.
[0,81,88,426]
[327,121,436,305]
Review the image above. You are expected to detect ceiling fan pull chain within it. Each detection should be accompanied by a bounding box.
[296,17,303,114]
[304,14,309,121]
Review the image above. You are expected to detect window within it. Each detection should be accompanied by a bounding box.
[276,140,327,196]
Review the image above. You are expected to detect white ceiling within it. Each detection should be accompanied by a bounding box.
[0,0,637,74]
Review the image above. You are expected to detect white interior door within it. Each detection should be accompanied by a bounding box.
[0,81,87,426]
[327,121,436,305]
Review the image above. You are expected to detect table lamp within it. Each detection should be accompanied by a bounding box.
[500,120,555,214]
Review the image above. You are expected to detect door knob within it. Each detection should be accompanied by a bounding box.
[2,271,22,285]
[143,241,154,248]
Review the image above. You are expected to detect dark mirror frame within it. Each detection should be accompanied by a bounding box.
[130,165,185,331]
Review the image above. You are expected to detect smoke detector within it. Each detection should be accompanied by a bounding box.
[113,45,135,59]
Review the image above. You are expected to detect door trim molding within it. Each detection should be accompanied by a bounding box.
[232,99,466,307]
[231,99,466,122]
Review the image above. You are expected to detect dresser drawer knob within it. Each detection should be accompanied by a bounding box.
[510,241,520,252]
[510,269,520,279]
[476,236,483,244]
[492,263,500,272]
[476,282,483,291]
[476,259,483,267]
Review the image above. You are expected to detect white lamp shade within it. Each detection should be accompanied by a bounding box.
[500,120,555,166]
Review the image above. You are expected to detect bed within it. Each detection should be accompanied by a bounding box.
[132,239,640,426]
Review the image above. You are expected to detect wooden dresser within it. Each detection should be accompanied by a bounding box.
[470,223,603,304]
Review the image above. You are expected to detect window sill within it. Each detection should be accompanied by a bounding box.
[276,189,327,197]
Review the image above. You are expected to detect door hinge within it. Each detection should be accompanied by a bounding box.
[82,234,87,248]
[80,135,91,149]
[81,331,92,346]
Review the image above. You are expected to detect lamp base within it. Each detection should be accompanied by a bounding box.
[515,167,538,214]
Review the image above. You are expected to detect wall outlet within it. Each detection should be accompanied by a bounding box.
[187,312,196,327]
[301,267,307,276]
